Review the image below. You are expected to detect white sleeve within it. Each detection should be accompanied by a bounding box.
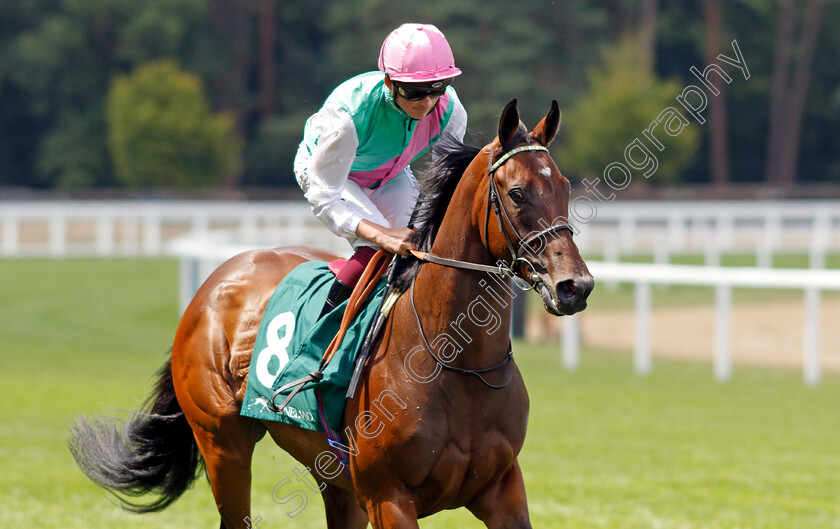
[442,89,468,143]
[299,105,368,239]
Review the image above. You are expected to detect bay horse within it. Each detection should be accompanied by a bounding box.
[70,99,594,528]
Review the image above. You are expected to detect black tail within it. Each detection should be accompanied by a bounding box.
[68,358,204,513]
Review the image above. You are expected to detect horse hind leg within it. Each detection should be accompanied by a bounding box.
[200,441,368,529]
[190,416,265,529]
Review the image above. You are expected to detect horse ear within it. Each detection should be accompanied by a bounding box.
[531,100,562,147]
[498,98,520,147]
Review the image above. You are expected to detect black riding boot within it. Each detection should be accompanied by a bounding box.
[319,278,353,319]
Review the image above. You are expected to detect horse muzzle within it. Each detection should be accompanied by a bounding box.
[537,272,594,316]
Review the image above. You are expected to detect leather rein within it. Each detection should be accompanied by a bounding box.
[407,143,573,389]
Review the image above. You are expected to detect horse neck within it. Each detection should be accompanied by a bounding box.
[410,166,514,362]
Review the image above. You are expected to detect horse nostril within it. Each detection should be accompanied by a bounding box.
[557,279,577,300]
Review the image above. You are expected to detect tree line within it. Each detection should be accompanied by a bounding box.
[0,0,837,191]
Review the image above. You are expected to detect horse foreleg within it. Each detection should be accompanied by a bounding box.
[321,482,369,529]
[364,497,421,529]
[191,418,265,529]
[467,459,532,529]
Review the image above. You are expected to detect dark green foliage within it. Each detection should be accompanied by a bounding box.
[323,1,610,142]
[1,0,839,188]
[561,34,700,183]
[243,115,310,188]
[2,0,208,188]
[107,59,240,188]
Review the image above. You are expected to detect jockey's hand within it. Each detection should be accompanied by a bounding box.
[355,220,416,256]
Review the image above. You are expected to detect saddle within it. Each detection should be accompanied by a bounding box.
[270,249,397,414]
[240,250,398,436]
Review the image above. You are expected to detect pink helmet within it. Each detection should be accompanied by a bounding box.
[378,23,462,83]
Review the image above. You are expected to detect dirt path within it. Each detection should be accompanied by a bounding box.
[530,299,840,372]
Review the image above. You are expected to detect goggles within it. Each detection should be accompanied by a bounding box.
[392,80,450,101]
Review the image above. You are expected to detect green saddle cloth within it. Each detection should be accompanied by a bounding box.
[240,260,387,432]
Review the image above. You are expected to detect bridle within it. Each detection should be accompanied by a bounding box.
[484,144,574,288]
[410,142,574,291]
[406,141,574,389]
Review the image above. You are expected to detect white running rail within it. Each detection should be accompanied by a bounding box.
[1,200,838,266]
[561,261,840,386]
[0,200,337,257]
[574,200,839,268]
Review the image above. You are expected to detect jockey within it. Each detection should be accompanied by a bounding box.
[294,23,468,317]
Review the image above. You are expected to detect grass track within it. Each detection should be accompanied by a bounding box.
[1,258,838,528]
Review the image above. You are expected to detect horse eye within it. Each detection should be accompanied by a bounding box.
[508,189,526,204]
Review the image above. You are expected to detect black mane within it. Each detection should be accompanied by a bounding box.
[389,136,480,291]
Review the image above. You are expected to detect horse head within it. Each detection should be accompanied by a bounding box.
[482,98,594,315]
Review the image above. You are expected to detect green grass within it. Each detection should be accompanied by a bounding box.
[1,259,839,528]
